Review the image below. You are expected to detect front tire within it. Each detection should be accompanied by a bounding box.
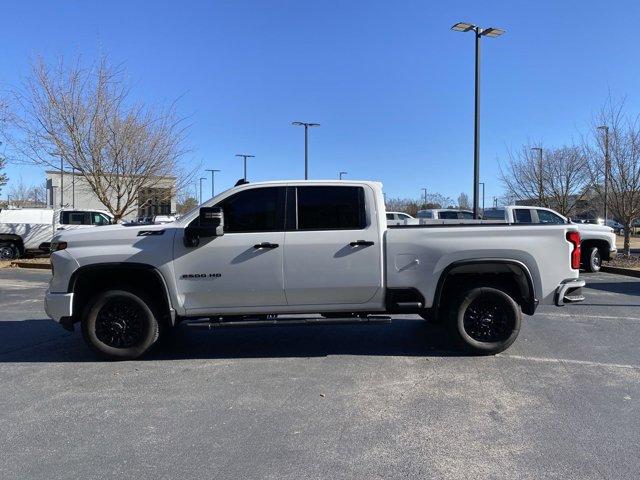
[81,290,160,360]
[450,287,521,354]
[584,246,601,273]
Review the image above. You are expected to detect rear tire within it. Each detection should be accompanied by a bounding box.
[0,243,19,260]
[81,289,160,360]
[449,287,521,354]
[584,247,601,273]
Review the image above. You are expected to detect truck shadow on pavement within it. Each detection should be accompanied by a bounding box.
[0,317,467,362]
[585,281,640,297]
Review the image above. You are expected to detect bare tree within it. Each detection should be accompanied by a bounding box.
[176,186,199,215]
[457,192,471,210]
[542,146,590,216]
[584,97,640,255]
[385,198,421,217]
[0,156,7,196]
[424,192,455,209]
[0,99,8,195]
[500,144,589,216]
[4,56,191,221]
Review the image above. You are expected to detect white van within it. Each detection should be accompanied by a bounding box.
[0,208,113,259]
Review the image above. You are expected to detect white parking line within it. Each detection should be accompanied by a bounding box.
[535,312,640,323]
[498,354,640,371]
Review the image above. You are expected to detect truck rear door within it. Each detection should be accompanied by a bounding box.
[283,185,382,306]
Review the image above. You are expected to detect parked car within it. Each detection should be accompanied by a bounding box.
[385,211,414,226]
[482,206,616,272]
[45,180,584,360]
[0,207,113,259]
[417,208,474,220]
[153,214,177,224]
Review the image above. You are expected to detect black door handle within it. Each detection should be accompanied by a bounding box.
[349,240,374,247]
[254,242,279,249]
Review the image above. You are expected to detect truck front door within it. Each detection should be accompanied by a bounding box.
[283,185,382,306]
[173,186,287,312]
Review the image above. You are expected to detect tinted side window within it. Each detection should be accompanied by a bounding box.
[61,211,90,225]
[297,186,366,230]
[514,209,533,223]
[386,213,395,220]
[537,210,565,224]
[218,187,285,233]
[459,211,474,219]
[439,211,458,219]
[483,209,506,220]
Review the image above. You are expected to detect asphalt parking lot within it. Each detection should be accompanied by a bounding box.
[1,268,639,480]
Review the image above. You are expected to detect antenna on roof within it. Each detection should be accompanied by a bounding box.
[234,178,249,187]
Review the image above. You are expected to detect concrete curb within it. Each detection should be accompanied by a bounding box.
[601,265,640,278]
[10,261,52,270]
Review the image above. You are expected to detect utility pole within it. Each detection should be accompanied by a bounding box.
[451,22,505,219]
[292,121,320,179]
[206,169,221,197]
[235,154,254,181]
[598,126,610,224]
[421,188,427,206]
[339,171,347,180]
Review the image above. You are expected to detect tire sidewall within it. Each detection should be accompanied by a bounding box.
[81,290,159,360]
[452,287,521,354]
[589,247,601,272]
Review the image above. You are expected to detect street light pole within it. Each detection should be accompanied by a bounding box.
[451,22,505,219]
[199,177,206,204]
[531,147,544,205]
[60,157,64,208]
[205,169,221,197]
[292,121,320,180]
[421,188,427,206]
[339,171,347,180]
[72,166,75,209]
[598,126,610,224]
[235,154,255,181]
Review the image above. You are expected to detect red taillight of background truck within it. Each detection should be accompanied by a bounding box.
[566,231,581,269]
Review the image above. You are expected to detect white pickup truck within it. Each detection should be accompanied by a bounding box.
[45,180,585,360]
[0,207,113,259]
[483,206,617,272]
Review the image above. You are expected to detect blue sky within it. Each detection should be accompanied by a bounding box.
[1,0,639,204]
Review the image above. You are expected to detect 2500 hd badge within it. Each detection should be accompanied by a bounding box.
[180,273,222,279]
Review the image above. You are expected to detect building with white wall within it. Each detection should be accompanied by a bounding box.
[45,170,177,220]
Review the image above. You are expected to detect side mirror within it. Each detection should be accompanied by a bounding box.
[184,207,224,247]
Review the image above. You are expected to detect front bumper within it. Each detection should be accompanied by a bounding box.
[555,278,586,306]
[44,289,74,323]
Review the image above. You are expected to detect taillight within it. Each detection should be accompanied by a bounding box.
[566,231,581,269]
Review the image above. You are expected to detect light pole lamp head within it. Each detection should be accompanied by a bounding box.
[292,121,321,128]
[597,125,609,133]
[451,22,477,32]
[480,27,505,37]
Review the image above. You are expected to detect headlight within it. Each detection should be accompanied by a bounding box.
[50,241,68,253]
